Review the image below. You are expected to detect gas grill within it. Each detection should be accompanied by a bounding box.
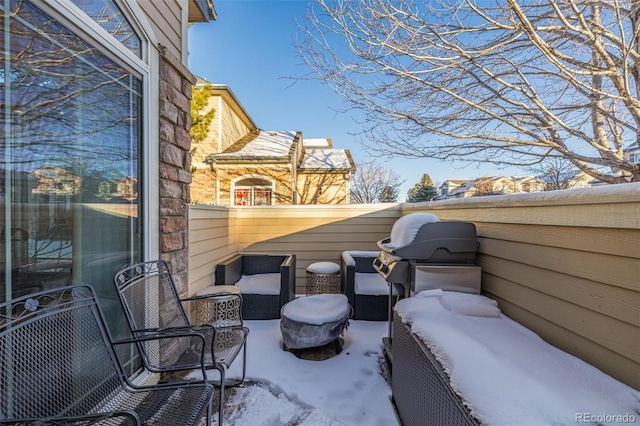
[373,213,480,297]
[375,213,482,374]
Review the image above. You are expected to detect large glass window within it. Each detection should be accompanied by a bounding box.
[0,0,143,345]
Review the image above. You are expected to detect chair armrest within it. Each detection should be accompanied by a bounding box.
[279,254,296,307]
[215,254,243,285]
[341,255,357,307]
[1,411,141,425]
[112,327,210,378]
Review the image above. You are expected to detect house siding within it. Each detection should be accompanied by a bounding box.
[188,183,640,389]
[138,0,184,63]
[297,172,351,204]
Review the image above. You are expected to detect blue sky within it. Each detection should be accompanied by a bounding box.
[187,0,524,201]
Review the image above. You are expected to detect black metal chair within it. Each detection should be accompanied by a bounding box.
[215,253,296,319]
[114,260,249,426]
[0,284,214,425]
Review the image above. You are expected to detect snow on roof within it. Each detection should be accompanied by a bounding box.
[299,148,354,170]
[303,138,332,148]
[395,291,640,425]
[216,130,297,159]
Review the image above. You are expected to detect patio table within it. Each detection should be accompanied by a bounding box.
[280,294,351,357]
[306,261,341,294]
[195,285,242,326]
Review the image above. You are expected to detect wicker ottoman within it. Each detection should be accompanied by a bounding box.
[280,294,351,358]
[306,261,341,295]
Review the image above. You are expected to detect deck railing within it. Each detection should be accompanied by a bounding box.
[188,182,640,389]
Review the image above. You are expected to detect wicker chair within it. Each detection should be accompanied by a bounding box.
[215,253,296,320]
[0,284,214,425]
[342,251,404,321]
[114,260,248,426]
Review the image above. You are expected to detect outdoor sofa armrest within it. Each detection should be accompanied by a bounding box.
[215,254,243,285]
[278,254,296,306]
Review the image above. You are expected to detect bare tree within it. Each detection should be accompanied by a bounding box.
[296,0,640,182]
[350,162,404,203]
[527,157,589,190]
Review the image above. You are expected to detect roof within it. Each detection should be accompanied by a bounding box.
[209,130,298,162]
[298,148,356,172]
[193,79,258,131]
[624,141,639,151]
[303,138,333,148]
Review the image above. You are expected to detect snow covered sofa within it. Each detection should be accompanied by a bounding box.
[392,290,640,426]
[341,251,404,320]
[215,253,296,320]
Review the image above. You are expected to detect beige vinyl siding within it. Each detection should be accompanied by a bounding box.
[403,185,640,389]
[188,183,640,388]
[219,99,253,152]
[188,206,238,293]
[296,172,351,204]
[137,0,183,62]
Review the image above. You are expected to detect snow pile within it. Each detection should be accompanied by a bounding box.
[395,291,640,425]
[388,213,439,248]
[191,319,398,426]
[281,294,349,325]
[235,273,281,295]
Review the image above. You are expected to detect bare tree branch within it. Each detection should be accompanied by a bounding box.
[296,0,640,182]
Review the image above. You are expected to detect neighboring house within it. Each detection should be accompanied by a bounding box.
[190,81,356,205]
[434,179,468,200]
[1,0,214,374]
[537,169,592,190]
[447,176,546,198]
[624,141,640,164]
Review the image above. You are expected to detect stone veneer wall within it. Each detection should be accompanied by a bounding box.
[158,45,195,295]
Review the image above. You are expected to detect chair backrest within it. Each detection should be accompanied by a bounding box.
[0,285,124,419]
[353,256,378,273]
[113,260,191,369]
[114,260,190,331]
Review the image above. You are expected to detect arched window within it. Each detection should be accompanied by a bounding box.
[233,177,274,206]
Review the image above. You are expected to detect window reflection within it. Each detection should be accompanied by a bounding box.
[70,0,141,57]
[0,0,142,327]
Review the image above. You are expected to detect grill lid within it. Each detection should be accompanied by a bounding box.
[377,213,478,262]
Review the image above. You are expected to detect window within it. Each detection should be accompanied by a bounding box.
[1,0,146,351]
[233,177,274,206]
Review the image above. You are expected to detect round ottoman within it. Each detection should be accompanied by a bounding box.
[306,261,341,295]
[195,285,242,327]
[280,294,351,357]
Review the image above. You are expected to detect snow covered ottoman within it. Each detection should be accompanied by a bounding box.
[280,294,352,358]
[392,290,640,426]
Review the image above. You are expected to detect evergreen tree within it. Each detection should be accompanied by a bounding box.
[406,173,436,203]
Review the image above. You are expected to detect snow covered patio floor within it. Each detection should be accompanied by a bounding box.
[192,319,400,426]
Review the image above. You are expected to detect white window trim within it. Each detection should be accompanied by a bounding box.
[231,175,276,206]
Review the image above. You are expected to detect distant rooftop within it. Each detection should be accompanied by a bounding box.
[299,148,355,172]
[214,130,297,161]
